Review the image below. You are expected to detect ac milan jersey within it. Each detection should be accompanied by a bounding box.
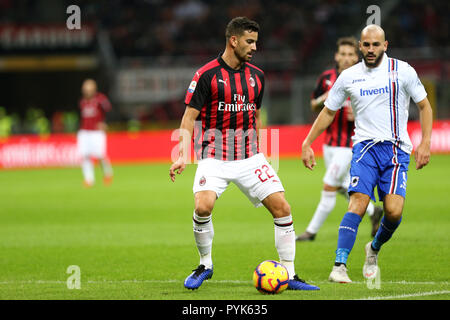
[79,92,112,131]
[184,55,265,161]
[312,68,354,148]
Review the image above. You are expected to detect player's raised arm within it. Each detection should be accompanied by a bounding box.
[301,107,336,170]
[414,97,433,170]
[169,106,200,182]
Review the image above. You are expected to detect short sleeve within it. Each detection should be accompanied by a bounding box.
[404,64,427,103]
[324,72,348,111]
[184,72,210,111]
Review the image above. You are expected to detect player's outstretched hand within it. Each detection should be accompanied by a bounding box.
[169,157,186,182]
[301,144,316,170]
[414,142,431,170]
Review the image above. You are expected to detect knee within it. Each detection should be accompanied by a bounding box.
[195,204,213,217]
[348,192,370,217]
[382,194,404,222]
[383,203,403,222]
[272,201,291,219]
[195,199,214,217]
[194,191,216,217]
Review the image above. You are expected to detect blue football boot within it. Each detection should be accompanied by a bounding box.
[287,275,320,290]
[184,264,213,290]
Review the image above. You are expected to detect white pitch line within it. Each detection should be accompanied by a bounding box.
[357,290,450,300]
[0,279,449,285]
[320,280,450,285]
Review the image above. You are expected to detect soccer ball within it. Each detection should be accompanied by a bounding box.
[253,260,289,294]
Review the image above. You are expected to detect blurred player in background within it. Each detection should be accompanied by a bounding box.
[77,79,113,187]
[170,17,319,291]
[301,25,432,283]
[296,37,383,242]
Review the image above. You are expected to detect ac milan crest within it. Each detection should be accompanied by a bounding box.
[249,76,255,87]
[199,176,206,186]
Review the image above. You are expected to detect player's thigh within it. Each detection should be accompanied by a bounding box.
[233,153,285,208]
[261,191,291,219]
[323,145,333,168]
[378,148,410,203]
[77,130,91,158]
[323,146,352,187]
[193,158,229,210]
[92,131,107,158]
[348,143,379,202]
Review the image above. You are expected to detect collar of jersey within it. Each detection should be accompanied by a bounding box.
[362,52,388,74]
[217,53,246,73]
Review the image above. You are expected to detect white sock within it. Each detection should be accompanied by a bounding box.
[193,211,214,269]
[100,158,113,178]
[366,201,375,216]
[274,215,296,279]
[81,158,94,184]
[306,190,337,234]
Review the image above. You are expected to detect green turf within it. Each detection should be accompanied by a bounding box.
[0,155,449,300]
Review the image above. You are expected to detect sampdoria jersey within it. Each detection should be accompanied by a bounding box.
[184,55,265,161]
[312,68,354,148]
[324,53,427,154]
[79,92,112,131]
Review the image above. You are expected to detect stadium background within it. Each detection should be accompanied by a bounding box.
[0,0,449,302]
[0,0,449,168]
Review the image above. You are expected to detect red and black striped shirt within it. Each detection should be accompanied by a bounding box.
[79,92,111,131]
[185,55,265,161]
[312,68,354,148]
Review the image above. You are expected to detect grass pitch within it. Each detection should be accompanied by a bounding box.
[0,155,449,300]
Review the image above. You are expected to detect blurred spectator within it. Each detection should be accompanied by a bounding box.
[24,107,50,135]
[51,111,79,133]
[0,107,12,138]
[1,0,447,62]
[63,111,79,133]
[127,118,141,133]
[52,111,65,133]
[0,0,447,133]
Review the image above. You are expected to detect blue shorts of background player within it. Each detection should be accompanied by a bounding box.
[348,140,410,202]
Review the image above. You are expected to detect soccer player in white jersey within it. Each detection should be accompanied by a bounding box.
[301,25,432,283]
[296,37,383,242]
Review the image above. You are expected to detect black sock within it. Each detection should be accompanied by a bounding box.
[334,262,346,267]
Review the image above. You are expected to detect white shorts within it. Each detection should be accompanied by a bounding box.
[193,153,285,207]
[322,145,353,188]
[77,130,107,158]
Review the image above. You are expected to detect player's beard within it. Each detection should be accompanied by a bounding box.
[236,47,253,63]
[363,52,383,67]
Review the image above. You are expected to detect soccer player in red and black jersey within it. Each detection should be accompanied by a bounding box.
[170,17,319,291]
[296,37,383,241]
[77,79,113,187]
